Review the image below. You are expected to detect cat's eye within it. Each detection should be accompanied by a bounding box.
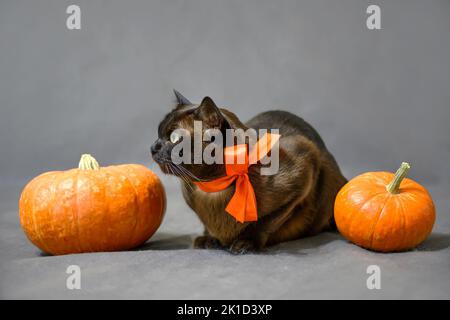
[170,131,181,144]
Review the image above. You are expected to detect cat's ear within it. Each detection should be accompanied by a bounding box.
[195,96,225,127]
[173,89,192,105]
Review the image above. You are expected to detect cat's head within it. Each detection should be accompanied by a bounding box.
[151,90,235,181]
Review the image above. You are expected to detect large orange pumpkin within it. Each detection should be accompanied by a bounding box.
[334,162,435,252]
[19,154,165,255]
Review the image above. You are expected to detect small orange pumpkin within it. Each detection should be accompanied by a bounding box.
[334,162,435,252]
[19,154,165,255]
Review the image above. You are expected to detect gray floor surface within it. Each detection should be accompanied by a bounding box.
[1,180,449,299]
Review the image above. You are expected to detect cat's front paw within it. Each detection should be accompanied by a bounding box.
[193,235,222,249]
[228,239,258,255]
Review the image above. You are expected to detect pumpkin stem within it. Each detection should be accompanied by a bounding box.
[386,162,411,194]
[78,154,100,170]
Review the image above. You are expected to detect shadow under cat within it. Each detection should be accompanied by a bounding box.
[136,231,450,254]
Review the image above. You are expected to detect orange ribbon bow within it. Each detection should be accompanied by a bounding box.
[194,133,280,223]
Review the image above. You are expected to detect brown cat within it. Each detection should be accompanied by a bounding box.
[151,90,347,254]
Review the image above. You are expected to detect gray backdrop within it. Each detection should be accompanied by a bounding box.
[1,0,449,299]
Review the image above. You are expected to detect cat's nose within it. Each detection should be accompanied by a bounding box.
[150,139,163,156]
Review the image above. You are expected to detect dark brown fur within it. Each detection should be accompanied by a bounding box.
[151,92,346,254]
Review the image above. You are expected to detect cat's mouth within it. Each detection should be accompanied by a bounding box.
[159,162,177,175]
[152,155,175,175]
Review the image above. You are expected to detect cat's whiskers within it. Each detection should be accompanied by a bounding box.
[174,164,204,182]
[160,157,203,181]
[169,163,195,193]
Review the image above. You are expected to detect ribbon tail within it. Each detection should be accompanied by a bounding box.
[225,175,258,223]
[243,175,258,222]
[225,176,247,223]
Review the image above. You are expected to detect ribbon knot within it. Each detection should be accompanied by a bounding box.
[194,133,280,223]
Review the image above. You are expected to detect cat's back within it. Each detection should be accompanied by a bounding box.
[245,110,327,150]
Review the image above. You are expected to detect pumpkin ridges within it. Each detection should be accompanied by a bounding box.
[403,198,424,251]
[91,168,109,251]
[63,170,84,254]
[335,176,380,236]
[73,170,86,254]
[120,164,161,248]
[401,186,435,235]
[408,195,435,246]
[78,169,100,253]
[144,165,165,244]
[103,168,116,251]
[110,165,140,249]
[120,165,145,247]
[367,194,391,250]
[46,172,66,254]
[371,197,403,251]
[107,168,122,251]
[49,172,62,254]
[122,166,141,250]
[403,184,433,204]
[104,166,140,251]
[398,194,416,252]
[336,176,386,246]
[397,197,408,252]
[30,172,59,254]
[42,172,64,253]
[73,169,84,254]
[348,192,387,248]
[50,170,74,254]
